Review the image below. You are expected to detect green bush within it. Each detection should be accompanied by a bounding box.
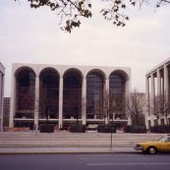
[39,124,55,133]
[124,125,147,133]
[150,125,170,133]
[69,125,86,133]
[97,124,116,133]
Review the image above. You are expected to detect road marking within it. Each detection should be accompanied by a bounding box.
[80,157,148,160]
[87,162,170,166]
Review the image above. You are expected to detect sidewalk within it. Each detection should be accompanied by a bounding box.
[0,131,162,154]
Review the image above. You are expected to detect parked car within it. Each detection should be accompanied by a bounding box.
[134,134,170,154]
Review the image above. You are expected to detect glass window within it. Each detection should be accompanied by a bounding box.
[63,70,82,119]
[86,72,104,119]
[39,69,59,119]
[109,73,126,117]
[16,69,35,112]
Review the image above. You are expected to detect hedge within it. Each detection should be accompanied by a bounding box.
[39,124,55,133]
[97,124,116,133]
[124,125,147,133]
[150,125,170,133]
[69,125,86,133]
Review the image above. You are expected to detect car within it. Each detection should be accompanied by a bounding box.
[134,134,170,154]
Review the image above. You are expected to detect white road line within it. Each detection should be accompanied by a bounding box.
[87,162,170,166]
[80,157,148,160]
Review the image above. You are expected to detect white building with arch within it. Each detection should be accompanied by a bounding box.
[10,63,131,130]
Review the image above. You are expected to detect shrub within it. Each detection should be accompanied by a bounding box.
[97,124,116,133]
[39,124,55,133]
[150,125,170,133]
[124,125,147,133]
[69,125,86,133]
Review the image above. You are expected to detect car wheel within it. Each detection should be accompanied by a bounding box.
[147,146,157,154]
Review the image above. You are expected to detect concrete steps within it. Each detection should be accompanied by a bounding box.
[0,132,163,148]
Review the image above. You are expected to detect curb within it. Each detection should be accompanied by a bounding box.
[0,147,135,155]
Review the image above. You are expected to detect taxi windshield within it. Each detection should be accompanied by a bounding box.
[157,136,167,142]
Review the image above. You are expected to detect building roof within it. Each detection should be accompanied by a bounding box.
[146,57,170,76]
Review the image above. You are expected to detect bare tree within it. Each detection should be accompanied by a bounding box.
[98,90,115,125]
[125,90,146,126]
[14,0,170,32]
[157,0,170,7]
[75,96,86,125]
[152,94,170,125]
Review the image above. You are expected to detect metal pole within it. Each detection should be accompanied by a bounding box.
[110,130,113,151]
[110,112,114,151]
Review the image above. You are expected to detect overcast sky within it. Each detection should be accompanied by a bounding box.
[0,0,170,97]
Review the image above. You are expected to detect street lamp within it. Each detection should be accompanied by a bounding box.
[110,112,115,151]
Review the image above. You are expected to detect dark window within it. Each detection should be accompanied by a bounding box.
[63,70,82,119]
[39,69,59,119]
[86,72,104,119]
[16,69,35,111]
[109,73,125,118]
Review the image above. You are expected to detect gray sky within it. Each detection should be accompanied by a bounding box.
[0,0,170,97]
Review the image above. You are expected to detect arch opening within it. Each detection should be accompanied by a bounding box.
[109,72,126,120]
[39,68,60,120]
[86,71,104,119]
[63,70,82,120]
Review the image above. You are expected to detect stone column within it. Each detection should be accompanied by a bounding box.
[105,78,109,124]
[82,77,86,125]
[157,69,161,96]
[151,74,155,101]
[59,77,63,128]
[145,76,150,129]
[125,77,131,125]
[34,76,39,131]
[0,73,4,131]
[150,73,155,126]
[164,65,169,125]
[9,76,16,128]
[105,78,109,92]
[164,65,169,100]
[125,77,130,100]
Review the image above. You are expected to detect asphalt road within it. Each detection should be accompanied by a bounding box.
[0,153,170,170]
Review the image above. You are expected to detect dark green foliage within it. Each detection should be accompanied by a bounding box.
[39,124,55,133]
[124,125,147,133]
[97,124,116,133]
[69,125,86,133]
[150,125,170,133]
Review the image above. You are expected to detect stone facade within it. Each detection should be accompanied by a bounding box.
[10,63,131,130]
[146,58,170,129]
[0,62,5,131]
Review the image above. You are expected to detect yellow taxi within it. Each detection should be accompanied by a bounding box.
[134,134,170,154]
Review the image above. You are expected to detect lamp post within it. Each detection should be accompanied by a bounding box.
[110,112,115,151]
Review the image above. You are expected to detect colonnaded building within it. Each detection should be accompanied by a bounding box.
[0,62,5,131]
[9,63,131,130]
[146,58,170,129]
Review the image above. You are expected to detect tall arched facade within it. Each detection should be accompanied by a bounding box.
[10,64,131,130]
